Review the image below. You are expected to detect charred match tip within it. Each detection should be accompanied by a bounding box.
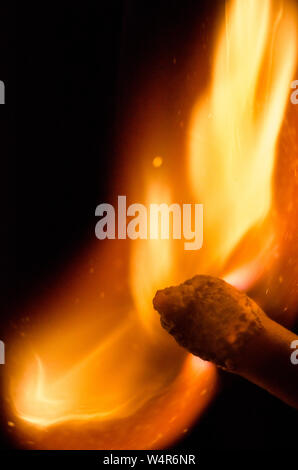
[153,275,298,409]
[153,275,263,369]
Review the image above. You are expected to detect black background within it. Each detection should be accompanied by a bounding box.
[1,0,297,451]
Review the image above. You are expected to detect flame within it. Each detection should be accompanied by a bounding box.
[189,0,297,274]
[130,183,176,333]
[6,0,298,449]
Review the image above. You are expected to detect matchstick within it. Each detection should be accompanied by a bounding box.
[153,275,298,409]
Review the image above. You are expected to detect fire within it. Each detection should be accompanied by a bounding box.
[130,183,175,333]
[6,0,298,449]
[190,0,298,278]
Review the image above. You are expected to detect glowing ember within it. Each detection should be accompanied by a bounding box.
[152,156,163,168]
[5,0,298,449]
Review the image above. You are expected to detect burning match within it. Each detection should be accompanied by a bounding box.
[4,0,298,452]
[153,275,298,409]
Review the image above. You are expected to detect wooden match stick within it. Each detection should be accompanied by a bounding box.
[153,275,298,409]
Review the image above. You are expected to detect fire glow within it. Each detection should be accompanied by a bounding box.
[6,0,298,449]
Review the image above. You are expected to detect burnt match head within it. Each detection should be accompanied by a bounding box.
[153,275,265,370]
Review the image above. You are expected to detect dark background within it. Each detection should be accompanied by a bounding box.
[1,0,297,451]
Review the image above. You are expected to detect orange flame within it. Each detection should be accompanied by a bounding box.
[6,0,298,449]
[189,0,298,279]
